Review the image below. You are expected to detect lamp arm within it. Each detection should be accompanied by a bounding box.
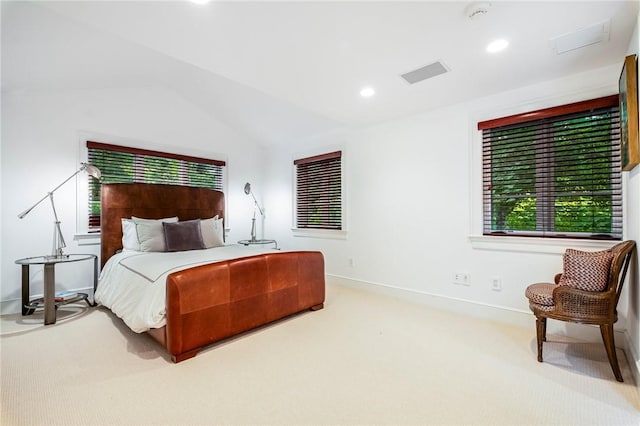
[48,192,61,224]
[17,167,84,219]
[49,167,84,195]
[17,192,50,219]
[50,193,66,252]
[251,192,264,216]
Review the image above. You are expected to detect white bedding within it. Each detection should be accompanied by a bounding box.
[95,245,279,333]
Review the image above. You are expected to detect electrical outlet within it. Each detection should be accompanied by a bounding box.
[453,272,470,286]
[492,277,502,291]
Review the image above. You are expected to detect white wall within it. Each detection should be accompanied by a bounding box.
[1,86,265,310]
[623,9,640,386]
[264,58,639,374]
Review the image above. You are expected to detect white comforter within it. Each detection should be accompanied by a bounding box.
[96,245,279,333]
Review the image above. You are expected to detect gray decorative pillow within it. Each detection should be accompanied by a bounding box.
[123,216,178,251]
[559,248,613,292]
[133,216,179,252]
[163,220,205,252]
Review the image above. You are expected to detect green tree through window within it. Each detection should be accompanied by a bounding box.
[294,151,342,230]
[481,97,622,239]
[87,141,225,230]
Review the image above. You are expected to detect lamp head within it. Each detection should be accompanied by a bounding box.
[81,163,102,179]
[244,182,251,195]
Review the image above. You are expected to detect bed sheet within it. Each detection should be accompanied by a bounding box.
[95,245,279,333]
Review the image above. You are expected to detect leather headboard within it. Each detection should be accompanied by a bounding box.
[100,183,225,268]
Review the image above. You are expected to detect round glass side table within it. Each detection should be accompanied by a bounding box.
[237,239,279,249]
[15,254,98,325]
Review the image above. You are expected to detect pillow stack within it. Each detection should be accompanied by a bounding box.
[121,216,224,252]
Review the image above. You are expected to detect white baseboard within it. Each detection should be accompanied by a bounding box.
[622,329,640,389]
[327,273,636,384]
[328,273,534,328]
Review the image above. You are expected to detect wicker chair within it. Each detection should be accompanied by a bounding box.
[525,240,636,382]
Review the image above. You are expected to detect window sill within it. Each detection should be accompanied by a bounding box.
[469,235,618,254]
[292,228,347,240]
[73,233,101,246]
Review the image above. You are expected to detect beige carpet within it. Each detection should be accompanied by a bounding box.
[1,283,638,425]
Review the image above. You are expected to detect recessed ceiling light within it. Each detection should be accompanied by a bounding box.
[360,87,375,97]
[190,0,211,4]
[486,39,509,53]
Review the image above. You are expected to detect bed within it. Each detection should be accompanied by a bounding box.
[97,183,325,362]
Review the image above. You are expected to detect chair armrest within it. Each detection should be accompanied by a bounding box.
[552,285,614,320]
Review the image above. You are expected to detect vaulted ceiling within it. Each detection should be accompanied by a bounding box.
[3,1,638,146]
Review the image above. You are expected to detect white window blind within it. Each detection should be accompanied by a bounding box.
[294,151,342,230]
[478,96,622,240]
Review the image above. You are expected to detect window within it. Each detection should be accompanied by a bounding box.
[478,95,622,240]
[294,151,342,230]
[87,141,225,230]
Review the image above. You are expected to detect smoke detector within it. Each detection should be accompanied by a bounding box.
[465,2,492,20]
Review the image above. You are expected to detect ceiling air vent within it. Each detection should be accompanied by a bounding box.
[551,20,610,54]
[400,61,449,85]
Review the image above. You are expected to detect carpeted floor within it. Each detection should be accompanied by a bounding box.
[1,283,638,425]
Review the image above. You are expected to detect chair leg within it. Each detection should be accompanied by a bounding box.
[535,316,546,362]
[600,324,623,382]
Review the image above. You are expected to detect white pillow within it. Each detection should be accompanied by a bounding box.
[132,216,179,252]
[121,218,140,251]
[215,217,224,241]
[200,216,224,248]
